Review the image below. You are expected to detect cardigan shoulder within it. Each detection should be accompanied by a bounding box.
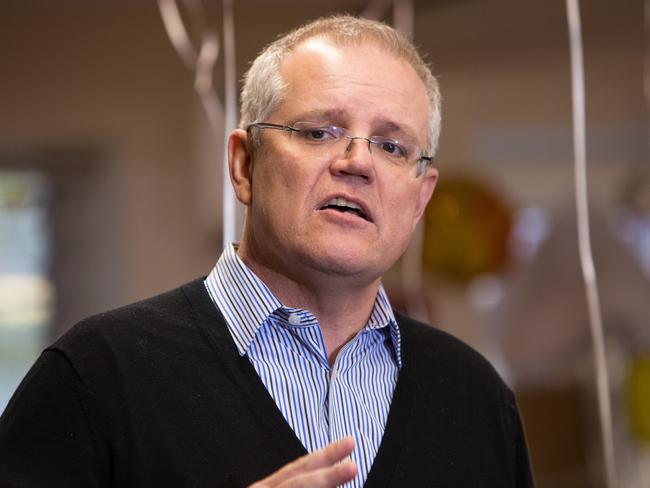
[389,311,533,488]
[48,278,216,371]
[45,278,225,426]
[53,278,206,346]
[395,310,510,396]
[1,278,307,487]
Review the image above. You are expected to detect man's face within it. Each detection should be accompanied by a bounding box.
[235,38,437,287]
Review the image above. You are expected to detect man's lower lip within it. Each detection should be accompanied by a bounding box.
[318,208,371,223]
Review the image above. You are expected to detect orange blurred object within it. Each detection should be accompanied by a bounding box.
[422,176,512,285]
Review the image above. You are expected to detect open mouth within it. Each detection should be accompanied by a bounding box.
[320,197,370,221]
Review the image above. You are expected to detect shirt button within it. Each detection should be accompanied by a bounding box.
[288,313,301,326]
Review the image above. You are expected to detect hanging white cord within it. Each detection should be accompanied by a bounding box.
[158,0,199,70]
[221,0,238,247]
[158,0,238,249]
[645,0,650,157]
[565,1,617,486]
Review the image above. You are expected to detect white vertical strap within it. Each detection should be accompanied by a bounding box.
[565,1,617,486]
[645,0,649,155]
[222,0,238,248]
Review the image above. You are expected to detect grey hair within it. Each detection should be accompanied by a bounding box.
[240,15,442,156]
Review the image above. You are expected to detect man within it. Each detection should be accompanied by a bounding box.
[0,15,533,487]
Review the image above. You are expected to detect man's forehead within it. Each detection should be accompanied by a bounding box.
[287,35,390,63]
[291,36,342,57]
[276,38,429,141]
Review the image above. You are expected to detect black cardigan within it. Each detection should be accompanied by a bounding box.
[0,279,533,487]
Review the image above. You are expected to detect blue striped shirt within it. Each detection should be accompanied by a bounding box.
[204,244,401,488]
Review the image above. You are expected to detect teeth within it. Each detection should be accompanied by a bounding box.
[325,197,362,211]
[322,197,369,220]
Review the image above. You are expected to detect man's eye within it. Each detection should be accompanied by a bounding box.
[380,141,406,157]
[308,129,327,140]
[297,127,338,142]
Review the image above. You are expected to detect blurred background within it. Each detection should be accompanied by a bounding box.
[0,0,648,486]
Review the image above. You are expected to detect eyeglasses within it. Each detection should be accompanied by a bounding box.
[247,121,433,177]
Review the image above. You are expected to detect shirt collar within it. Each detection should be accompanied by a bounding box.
[204,243,402,368]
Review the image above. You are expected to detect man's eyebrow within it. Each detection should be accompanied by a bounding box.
[290,109,349,124]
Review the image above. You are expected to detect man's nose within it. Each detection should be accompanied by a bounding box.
[330,136,374,181]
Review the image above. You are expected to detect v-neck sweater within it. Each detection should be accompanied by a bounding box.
[0,279,533,487]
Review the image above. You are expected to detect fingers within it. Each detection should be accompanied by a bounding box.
[280,460,356,488]
[284,437,355,476]
[249,437,357,488]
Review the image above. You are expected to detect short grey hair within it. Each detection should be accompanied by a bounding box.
[240,15,442,156]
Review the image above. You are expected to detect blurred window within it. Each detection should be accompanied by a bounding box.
[0,170,53,413]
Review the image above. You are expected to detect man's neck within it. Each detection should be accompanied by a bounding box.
[236,245,381,364]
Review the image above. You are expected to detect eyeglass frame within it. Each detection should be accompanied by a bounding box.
[246,122,433,177]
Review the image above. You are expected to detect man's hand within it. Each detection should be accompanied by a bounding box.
[249,437,357,488]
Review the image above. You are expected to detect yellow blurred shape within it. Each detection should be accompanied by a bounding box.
[626,355,650,444]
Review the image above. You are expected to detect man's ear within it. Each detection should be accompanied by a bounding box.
[228,129,253,206]
[412,167,438,230]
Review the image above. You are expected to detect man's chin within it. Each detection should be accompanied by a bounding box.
[299,249,386,284]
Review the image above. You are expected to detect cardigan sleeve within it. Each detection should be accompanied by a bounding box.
[0,350,109,488]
